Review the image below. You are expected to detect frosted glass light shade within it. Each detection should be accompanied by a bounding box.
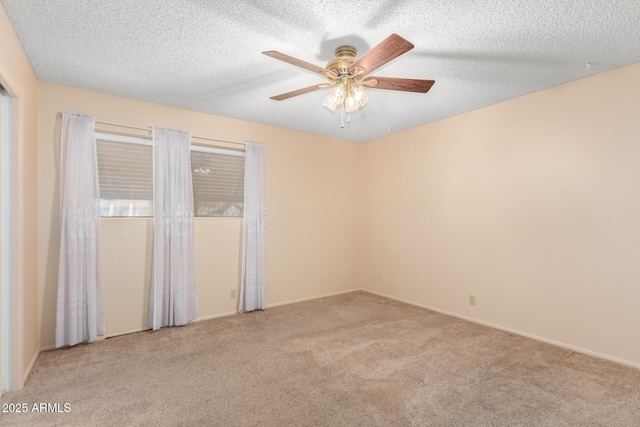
[345,85,368,112]
[323,81,368,112]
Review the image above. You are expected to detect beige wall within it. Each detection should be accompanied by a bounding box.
[37,82,362,349]
[0,4,39,388]
[361,62,640,367]
[99,219,243,335]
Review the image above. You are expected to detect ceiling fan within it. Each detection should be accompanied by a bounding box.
[262,34,435,114]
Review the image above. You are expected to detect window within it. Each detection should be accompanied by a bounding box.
[96,134,153,216]
[96,132,245,217]
[191,149,245,217]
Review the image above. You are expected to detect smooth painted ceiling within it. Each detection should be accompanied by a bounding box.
[2,1,640,142]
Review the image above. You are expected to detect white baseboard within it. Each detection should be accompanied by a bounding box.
[39,290,362,352]
[266,288,363,309]
[104,328,148,339]
[23,349,40,385]
[37,288,637,371]
[38,329,147,352]
[363,289,640,370]
[193,310,237,322]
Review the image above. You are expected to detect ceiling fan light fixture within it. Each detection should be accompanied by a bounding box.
[322,82,346,111]
[346,84,368,113]
[323,79,368,113]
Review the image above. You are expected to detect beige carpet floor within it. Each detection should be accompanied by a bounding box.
[1,291,639,426]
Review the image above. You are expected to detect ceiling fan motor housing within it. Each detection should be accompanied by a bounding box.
[326,46,357,76]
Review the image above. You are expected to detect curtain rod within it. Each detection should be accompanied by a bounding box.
[94,119,246,146]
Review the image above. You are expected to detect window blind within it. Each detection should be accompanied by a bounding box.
[95,132,244,217]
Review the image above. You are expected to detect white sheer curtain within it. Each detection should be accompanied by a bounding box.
[56,112,104,347]
[239,141,267,312]
[149,127,198,330]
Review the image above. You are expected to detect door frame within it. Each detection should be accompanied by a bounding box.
[0,65,25,394]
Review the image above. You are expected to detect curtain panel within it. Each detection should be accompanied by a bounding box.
[56,112,105,347]
[149,127,198,330]
[239,141,267,312]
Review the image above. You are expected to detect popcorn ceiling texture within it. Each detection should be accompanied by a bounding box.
[2,0,640,142]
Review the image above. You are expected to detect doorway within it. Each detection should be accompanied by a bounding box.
[0,84,12,395]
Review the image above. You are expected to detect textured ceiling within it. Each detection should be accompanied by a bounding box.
[2,1,640,142]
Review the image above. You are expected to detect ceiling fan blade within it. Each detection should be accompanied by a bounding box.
[270,84,327,101]
[371,77,435,93]
[263,51,328,75]
[350,34,414,75]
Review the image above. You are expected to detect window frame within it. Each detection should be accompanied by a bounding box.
[95,131,245,219]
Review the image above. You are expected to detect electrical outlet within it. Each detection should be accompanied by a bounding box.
[230,289,237,299]
[469,295,476,306]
